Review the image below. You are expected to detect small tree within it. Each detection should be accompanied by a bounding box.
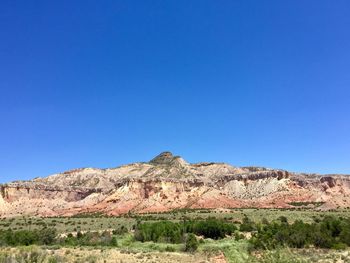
[185,233,198,252]
[39,227,57,245]
[76,231,83,239]
[110,236,118,246]
[240,216,255,232]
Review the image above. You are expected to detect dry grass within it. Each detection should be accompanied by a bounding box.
[0,243,350,263]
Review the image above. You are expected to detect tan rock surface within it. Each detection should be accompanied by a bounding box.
[1,152,349,217]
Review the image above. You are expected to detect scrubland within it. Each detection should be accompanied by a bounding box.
[0,208,350,263]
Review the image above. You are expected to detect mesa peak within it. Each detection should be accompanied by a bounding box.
[149,151,177,164]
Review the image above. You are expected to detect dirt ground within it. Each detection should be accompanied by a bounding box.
[0,247,226,263]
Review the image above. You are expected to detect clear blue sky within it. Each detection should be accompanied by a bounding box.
[1,1,349,183]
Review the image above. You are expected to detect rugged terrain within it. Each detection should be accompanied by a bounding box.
[1,152,349,217]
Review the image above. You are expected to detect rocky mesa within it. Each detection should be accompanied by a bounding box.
[1,152,349,217]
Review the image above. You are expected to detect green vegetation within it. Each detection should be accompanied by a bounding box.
[134,221,183,243]
[288,201,325,207]
[1,208,349,234]
[0,186,5,199]
[0,209,350,262]
[0,228,56,246]
[0,216,136,234]
[240,216,256,232]
[0,247,63,263]
[250,216,350,250]
[134,218,236,243]
[185,218,237,239]
[59,231,118,247]
[0,246,100,263]
[185,233,198,252]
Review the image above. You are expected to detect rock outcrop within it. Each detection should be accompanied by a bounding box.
[0,152,349,217]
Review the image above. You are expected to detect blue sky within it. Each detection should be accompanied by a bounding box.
[1,1,349,182]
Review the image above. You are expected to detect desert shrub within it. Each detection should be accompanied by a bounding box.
[0,247,64,263]
[134,218,236,244]
[135,221,183,243]
[0,228,57,246]
[234,231,245,241]
[332,243,347,250]
[339,222,350,245]
[240,216,256,232]
[112,225,128,235]
[165,245,175,252]
[59,231,117,247]
[278,216,288,224]
[185,218,237,239]
[256,249,306,263]
[185,233,198,252]
[110,236,118,246]
[250,216,350,250]
[39,228,57,245]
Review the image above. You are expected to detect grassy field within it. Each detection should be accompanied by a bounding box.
[2,208,350,234]
[135,208,350,223]
[0,240,349,263]
[0,216,136,234]
[1,208,350,262]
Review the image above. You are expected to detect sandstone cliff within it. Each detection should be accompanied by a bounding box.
[0,152,349,217]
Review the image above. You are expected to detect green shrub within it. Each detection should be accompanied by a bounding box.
[332,243,347,250]
[134,218,236,244]
[240,216,256,232]
[112,226,128,235]
[185,218,236,239]
[250,216,350,250]
[165,245,175,252]
[134,221,183,243]
[0,228,57,246]
[185,233,198,252]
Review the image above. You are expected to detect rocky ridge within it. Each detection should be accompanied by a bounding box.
[0,152,349,217]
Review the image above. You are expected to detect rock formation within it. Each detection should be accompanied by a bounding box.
[0,152,349,217]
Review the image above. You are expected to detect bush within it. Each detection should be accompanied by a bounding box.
[0,228,57,246]
[165,245,175,252]
[59,231,116,247]
[185,218,236,239]
[185,233,198,252]
[134,218,236,244]
[135,221,183,243]
[332,243,347,250]
[110,236,118,247]
[112,226,128,235]
[250,216,350,250]
[240,216,256,232]
[39,228,57,245]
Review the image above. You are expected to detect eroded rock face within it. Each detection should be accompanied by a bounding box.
[0,152,349,217]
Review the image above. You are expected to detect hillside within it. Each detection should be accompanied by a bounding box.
[0,152,349,217]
